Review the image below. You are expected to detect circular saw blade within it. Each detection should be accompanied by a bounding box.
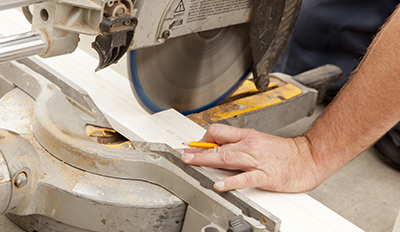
[129,23,252,115]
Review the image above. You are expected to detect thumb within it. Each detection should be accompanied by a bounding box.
[213,170,268,192]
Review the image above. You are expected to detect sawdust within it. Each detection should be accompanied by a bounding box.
[0,89,34,134]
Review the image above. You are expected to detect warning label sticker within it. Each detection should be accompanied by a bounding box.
[187,0,253,23]
[163,0,253,38]
[174,0,185,13]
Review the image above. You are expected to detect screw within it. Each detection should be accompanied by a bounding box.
[261,217,268,225]
[124,20,131,26]
[162,30,170,39]
[0,173,4,181]
[255,73,270,91]
[14,172,28,188]
[107,1,114,7]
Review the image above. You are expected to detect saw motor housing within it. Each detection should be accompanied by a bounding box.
[31,0,255,53]
[2,0,255,67]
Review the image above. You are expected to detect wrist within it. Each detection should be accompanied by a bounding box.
[292,136,330,185]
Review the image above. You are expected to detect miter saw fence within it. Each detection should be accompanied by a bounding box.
[0,0,302,114]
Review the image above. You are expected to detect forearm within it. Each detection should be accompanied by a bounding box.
[304,5,400,179]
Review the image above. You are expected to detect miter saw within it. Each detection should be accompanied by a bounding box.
[0,0,304,114]
[0,0,343,232]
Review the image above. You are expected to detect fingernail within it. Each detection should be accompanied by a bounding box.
[182,153,194,162]
[214,181,225,191]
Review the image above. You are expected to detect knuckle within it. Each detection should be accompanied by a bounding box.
[241,138,258,148]
[241,172,255,186]
[243,128,257,137]
[219,151,233,164]
[207,124,225,135]
[208,146,222,153]
[208,124,223,134]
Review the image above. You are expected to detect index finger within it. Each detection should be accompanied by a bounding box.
[202,124,252,145]
[180,149,258,171]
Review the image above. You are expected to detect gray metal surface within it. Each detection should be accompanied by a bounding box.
[1,0,254,65]
[0,129,41,216]
[0,56,110,128]
[130,0,253,50]
[0,31,46,63]
[0,0,46,11]
[0,150,11,216]
[0,61,187,231]
[0,87,186,232]
[0,215,23,232]
[17,57,111,127]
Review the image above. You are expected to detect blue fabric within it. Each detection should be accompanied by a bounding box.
[273,0,398,99]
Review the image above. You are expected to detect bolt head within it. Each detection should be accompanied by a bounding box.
[14,172,28,188]
[162,30,170,39]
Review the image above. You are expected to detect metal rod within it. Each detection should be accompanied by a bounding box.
[0,31,46,63]
[0,0,46,11]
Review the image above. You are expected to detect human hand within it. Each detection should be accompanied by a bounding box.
[178,124,326,193]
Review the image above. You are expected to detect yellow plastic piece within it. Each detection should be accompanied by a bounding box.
[218,84,301,119]
[187,83,302,126]
[88,128,116,137]
[104,141,133,149]
[232,80,279,96]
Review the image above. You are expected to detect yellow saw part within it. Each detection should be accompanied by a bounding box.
[187,79,302,126]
